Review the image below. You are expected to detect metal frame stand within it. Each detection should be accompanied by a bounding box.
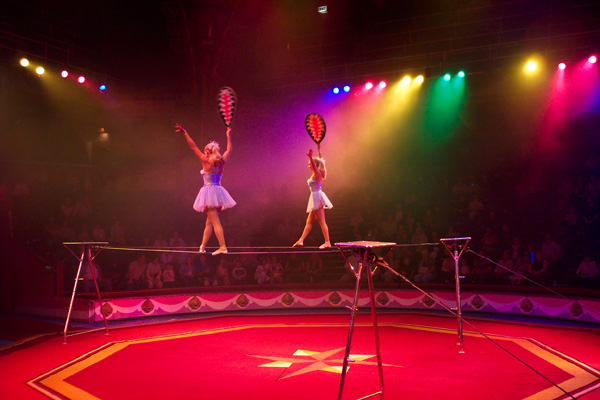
[62,242,110,344]
[335,241,396,400]
[440,237,471,352]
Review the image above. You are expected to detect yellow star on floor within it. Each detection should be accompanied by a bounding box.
[248,347,402,380]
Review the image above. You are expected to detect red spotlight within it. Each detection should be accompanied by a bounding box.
[558,62,566,70]
[365,82,374,90]
[78,76,86,84]
[61,70,69,78]
[589,55,597,64]
[378,81,387,88]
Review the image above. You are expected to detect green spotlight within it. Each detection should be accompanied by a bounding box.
[443,74,451,81]
[457,71,465,78]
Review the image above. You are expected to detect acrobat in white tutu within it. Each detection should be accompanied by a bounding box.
[175,123,233,255]
[294,149,332,249]
[306,178,333,213]
[193,171,236,212]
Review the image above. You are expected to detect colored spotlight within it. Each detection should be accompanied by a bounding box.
[558,62,566,70]
[78,76,86,83]
[61,70,69,78]
[343,85,350,92]
[378,80,386,88]
[443,73,451,81]
[333,87,340,94]
[589,55,597,64]
[35,66,45,75]
[415,75,424,84]
[525,61,537,72]
[457,70,465,78]
[401,76,411,86]
[365,82,374,90]
[99,84,107,91]
[20,58,30,67]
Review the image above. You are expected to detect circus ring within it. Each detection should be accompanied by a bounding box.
[3,243,600,400]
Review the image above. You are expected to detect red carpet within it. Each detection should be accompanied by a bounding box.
[1,313,599,400]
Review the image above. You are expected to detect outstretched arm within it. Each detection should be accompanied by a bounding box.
[222,127,232,162]
[175,123,207,162]
[307,148,323,181]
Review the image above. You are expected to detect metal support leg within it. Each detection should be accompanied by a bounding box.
[63,242,109,344]
[336,241,395,400]
[338,258,364,400]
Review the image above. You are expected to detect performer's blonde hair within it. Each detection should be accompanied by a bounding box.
[205,141,222,160]
[313,157,327,179]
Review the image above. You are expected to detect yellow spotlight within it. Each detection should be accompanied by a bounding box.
[401,76,411,86]
[525,60,537,72]
[20,58,30,67]
[35,66,45,75]
[415,75,424,84]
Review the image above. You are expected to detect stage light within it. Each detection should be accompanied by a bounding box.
[343,85,350,92]
[415,75,424,84]
[99,84,107,91]
[558,62,566,70]
[401,76,411,86]
[61,70,69,78]
[378,81,386,88]
[589,55,597,64]
[78,76,86,84]
[443,73,451,81]
[333,87,340,94]
[365,82,374,90]
[457,70,465,78]
[35,66,45,75]
[525,61,537,72]
[20,58,29,67]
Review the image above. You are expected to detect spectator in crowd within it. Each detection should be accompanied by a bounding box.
[196,254,215,286]
[413,248,435,283]
[494,250,515,285]
[527,250,550,286]
[541,233,562,285]
[92,223,107,242]
[270,256,285,284]
[162,262,176,288]
[179,256,195,287]
[126,254,148,290]
[82,260,112,292]
[305,253,323,283]
[574,256,598,289]
[146,255,163,289]
[215,258,230,286]
[470,251,493,284]
[438,255,455,284]
[254,257,270,284]
[169,231,187,266]
[231,257,248,285]
[509,256,530,286]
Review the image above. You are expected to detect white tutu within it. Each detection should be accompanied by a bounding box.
[193,171,236,212]
[306,178,333,213]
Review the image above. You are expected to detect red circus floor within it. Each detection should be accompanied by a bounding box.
[1,312,599,400]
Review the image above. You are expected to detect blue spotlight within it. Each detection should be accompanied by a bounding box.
[457,70,465,78]
[333,87,340,94]
[343,85,350,93]
[443,73,451,81]
[99,84,107,91]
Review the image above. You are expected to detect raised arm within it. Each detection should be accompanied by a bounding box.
[307,149,323,181]
[175,123,207,162]
[221,127,232,162]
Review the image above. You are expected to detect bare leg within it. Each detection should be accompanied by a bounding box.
[206,208,227,255]
[200,217,214,252]
[315,208,331,248]
[294,212,317,247]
